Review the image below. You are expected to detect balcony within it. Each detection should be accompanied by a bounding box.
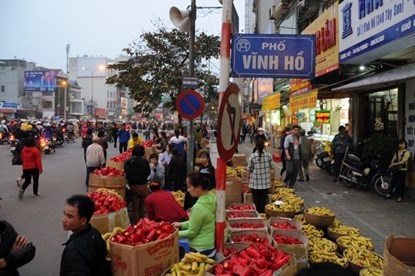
[269,0,291,23]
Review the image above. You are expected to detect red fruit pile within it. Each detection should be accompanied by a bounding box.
[142,140,154,148]
[111,218,175,246]
[214,243,291,276]
[231,233,269,244]
[270,221,297,230]
[228,205,255,211]
[110,151,132,162]
[273,234,303,245]
[230,222,265,229]
[88,190,126,215]
[93,166,124,176]
[227,212,257,219]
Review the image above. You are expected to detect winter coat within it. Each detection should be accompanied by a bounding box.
[124,156,150,185]
[0,221,36,276]
[60,225,109,276]
[21,146,42,172]
[179,192,216,251]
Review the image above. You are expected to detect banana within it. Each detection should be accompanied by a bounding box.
[167,252,215,276]
[306,206,335,216]
[301,223,324,238]
[337,235,374,250]
[328,224,360,236]
[309,237,337,253]
[343,247,383,268]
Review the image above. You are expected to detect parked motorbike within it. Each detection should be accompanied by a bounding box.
[9,134,18,155]
[338,147,392,197]
[315,142,336,175]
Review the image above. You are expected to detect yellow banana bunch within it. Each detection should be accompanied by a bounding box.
[360,267,383,276]
[308,237,337,253]
[294,214,307,225]
[328,224,361,236]
[165,252,215,276]
[226,166,238,177]
[309,250,348,267]
[343,247,384,268]
[171,190,185,207]
[234,166,247,174]
[331,218,342,227]
[274,179,285,188]
[301,223,324,238]
[306,206,335,217]
[101,226,124,258]
[337,235,374,251]
[265,203,295,212]
[272,187,295,196]
[96,188,123,199]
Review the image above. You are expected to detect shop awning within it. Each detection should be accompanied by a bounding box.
[333,62,415,92]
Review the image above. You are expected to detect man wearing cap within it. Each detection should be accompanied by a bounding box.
[85,136,105,189]
[145,175,188,223]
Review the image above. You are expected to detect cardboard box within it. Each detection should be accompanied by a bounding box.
[272,229,309,261]
[110,230,179,276]
[91,207,130,235]
[383,234,415,276]
[227,218,268,232]
[268,217,303,232]
[226,210,260,220]
[88,174,127,199]
[107,160,124,171]
[241,178,249,193]
[232,153,247,167]
[225,179,242,208]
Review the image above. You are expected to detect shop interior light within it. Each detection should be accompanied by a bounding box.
[359,65,366,71]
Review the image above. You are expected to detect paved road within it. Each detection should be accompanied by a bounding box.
[235,141,415,254]
[0,139,121,275]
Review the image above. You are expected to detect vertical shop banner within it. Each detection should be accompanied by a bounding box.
[315,110,332,124]
[302,1,339,77]
[262,92,281,111]
[121,97,127,116]
[290,89,318,111]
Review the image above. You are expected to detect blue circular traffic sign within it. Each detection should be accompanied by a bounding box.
[175,90,205,120]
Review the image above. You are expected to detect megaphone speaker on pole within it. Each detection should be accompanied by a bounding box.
[169,6,191,33]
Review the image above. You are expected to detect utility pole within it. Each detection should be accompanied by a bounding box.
[66,44,70,75]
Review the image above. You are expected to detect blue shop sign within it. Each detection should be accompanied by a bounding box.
[231,34,315,79]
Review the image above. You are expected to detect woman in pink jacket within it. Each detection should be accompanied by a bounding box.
[19,136,43,199]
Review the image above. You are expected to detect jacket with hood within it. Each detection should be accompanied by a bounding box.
[21,146,42,172]
[123,155,150,185]
[179,192,216,251]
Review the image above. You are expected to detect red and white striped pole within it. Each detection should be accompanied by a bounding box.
[215,0,232,256]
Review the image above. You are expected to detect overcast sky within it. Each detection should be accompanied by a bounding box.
[0,0,245,71]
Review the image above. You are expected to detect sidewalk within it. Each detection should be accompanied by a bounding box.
[221,141,415,254]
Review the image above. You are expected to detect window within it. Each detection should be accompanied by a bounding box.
[0,85,4,93]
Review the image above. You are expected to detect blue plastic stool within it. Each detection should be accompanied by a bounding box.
[178,238,190,258]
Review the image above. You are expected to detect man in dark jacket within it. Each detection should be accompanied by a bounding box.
[60,194,109,276]
[0,220,36,276]
[123,145,150,223]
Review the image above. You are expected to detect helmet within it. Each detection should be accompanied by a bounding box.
[36,121,41,125]
[1,120,5,124]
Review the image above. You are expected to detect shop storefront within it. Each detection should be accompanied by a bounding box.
[261,92,281,147]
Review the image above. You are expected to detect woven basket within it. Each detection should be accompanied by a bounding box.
[265,207,296,218]
[304,212,335,228]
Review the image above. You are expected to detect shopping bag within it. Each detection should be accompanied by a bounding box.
[272,150,282,163]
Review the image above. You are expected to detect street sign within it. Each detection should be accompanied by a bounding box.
[175,89,205,120]
[231,34,316,79]
[217,83,242,161]
[182,77,199,89]
[87,105,94,114]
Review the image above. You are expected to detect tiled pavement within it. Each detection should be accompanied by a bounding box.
[212,140,415,254]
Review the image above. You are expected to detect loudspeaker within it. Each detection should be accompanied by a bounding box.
[169,6,191,33]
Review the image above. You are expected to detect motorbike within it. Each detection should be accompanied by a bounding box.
[0,132,9,145]
[315,141,336,175]
[9,134,18,155]
[338,147,393,197]
[39,137,55,154]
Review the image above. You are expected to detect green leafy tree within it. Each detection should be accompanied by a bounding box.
[106,25,220,116]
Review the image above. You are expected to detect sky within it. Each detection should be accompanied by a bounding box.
[0,0,245,72]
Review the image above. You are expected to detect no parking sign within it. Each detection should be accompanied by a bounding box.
[175,90,205,120]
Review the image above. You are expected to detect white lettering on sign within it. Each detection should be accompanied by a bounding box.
[401,20,412,32]
[370,35,384,46]
[242,55,279,70]
[261,41,286,51]
[284,53,305,71]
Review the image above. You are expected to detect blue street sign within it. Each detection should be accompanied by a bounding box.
[231,34,316,79]
[87,105,93,114]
